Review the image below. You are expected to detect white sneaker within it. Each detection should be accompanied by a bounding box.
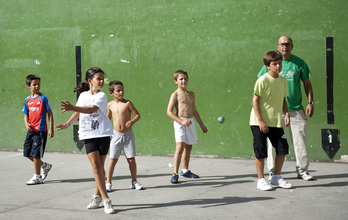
[106,183,112,192]
[297,171,314,181]
[26,175,43,185]
[87,195,102,209]
[103,199,116,214]
[131,180,143,190]
[270,176,292,189]
[41,162,52,180]
[257,178,273,191]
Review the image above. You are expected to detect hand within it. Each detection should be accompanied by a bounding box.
[284,115,290,127]
[181,119,192,126]
[56,123,70,130]
[306,104,314,118]
[201,125,208,133]
[258,120,269,133]
[125,120,133,128]
[60,100,74,113]
[49,129,54,138]
[25,123,32,131]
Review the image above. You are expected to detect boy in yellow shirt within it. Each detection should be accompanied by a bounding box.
[250,51,292,191]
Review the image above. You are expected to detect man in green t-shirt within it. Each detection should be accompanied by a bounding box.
[258,36,314,181]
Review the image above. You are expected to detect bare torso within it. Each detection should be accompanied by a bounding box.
[174,89,195,118]
[108,99,132,133]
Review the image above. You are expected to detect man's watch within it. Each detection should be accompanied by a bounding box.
[308,101,314,105]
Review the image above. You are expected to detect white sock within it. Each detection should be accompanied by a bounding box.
[182,169,189,173]
[35,174,41,178]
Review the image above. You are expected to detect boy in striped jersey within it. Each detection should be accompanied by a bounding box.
[23,74,54,185]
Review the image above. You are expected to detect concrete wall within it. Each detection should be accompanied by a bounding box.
[1,0,347,162]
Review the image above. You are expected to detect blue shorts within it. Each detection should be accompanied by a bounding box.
[23,131,47,158]
[250,126,289,159]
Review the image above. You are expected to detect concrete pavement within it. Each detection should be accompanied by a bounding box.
[0,151,347,220]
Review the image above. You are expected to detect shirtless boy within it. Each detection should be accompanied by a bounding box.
[167,70,208,184]
[105,80,142,191]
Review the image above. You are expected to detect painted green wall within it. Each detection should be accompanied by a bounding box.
[1,0,347,161]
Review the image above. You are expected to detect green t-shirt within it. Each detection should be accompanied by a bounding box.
[250,73,288,128]
[258,54,311,111]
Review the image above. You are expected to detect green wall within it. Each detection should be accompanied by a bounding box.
[1,0,347,162]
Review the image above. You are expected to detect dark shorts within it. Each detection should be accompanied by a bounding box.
[84,137,110,156]
[250,126,289,159]
[23,131,48,158]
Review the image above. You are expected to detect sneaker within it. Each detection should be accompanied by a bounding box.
[297,171,314,181]
[268,172,274,181]
[131,181,143,190]
[180,170,200,178]
[41,162,52,180]
[87,195,102,209]
[270,176,292,189]
[26,175,43,185]
[257,178,273,191]
[103,199,116,214]
[170,173,179,184]
[106,183,112,192]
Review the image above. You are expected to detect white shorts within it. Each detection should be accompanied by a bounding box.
[109,130,136,159]
[174,117,198,145]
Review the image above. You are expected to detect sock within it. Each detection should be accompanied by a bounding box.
[35,174,41,178]
[182,169,189,173]
[272,174,281,180]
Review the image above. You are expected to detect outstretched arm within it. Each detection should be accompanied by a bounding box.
[60,100,99,114]
[56,112,79,130]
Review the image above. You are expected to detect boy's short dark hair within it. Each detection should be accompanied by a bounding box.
[263,50,283,66]
[108,80,123,92]
[26,74,41,86]
[173,70,188,80]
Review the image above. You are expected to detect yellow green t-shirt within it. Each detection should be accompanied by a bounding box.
[250,73,288,128]
[257,54,311,111]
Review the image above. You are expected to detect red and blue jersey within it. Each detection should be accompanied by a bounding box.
[23,94,51,132]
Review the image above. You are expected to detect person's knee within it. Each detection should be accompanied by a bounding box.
[109,158,118,165]
[127,157,135,164]
[175,144,185,154]
[90,163,102,173]
[88,154,103,172]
